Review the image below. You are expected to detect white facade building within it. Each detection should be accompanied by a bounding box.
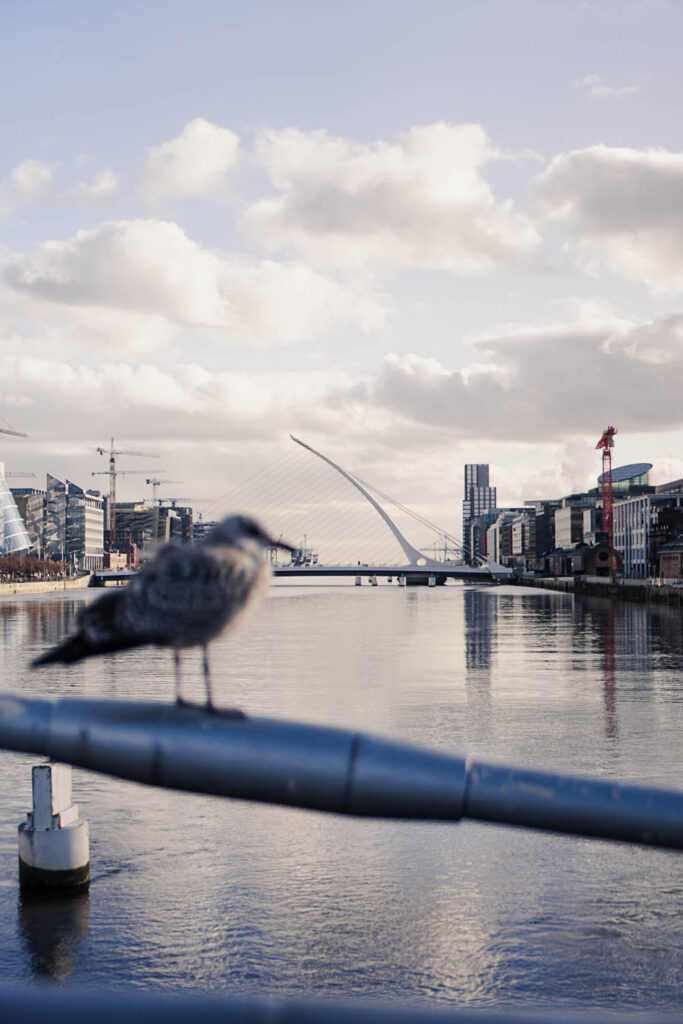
[613,492,683,578]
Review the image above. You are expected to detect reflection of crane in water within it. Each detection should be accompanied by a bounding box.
[603,603,618,740]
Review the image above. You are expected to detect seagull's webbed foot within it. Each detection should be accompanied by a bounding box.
[210,706,247,720]
[198,646,247,718]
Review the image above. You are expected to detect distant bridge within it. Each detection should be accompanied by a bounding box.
[90,562,504,589]
[286,436,511,583]
[92,436,512,586]
[272,564,503,584]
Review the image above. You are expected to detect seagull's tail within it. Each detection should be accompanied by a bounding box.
[32,634,92,667]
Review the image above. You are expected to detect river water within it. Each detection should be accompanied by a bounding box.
[0,582,680,1012]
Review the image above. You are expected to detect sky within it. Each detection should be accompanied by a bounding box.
[1,0,682,540]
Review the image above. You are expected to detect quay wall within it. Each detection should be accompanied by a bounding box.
[512,575,683,608]
[0,575,92,597]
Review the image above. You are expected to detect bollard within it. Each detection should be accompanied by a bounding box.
[370,575,378,586]
[355,575,362,586]
[398,574,406,587]
[18,763,89,890]
[428,575,436,587]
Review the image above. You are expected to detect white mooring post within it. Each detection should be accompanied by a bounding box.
[355,575,362,586]
[370,575,378,586]
[398,574,406,587]
[428,575,436,587]
[18,763,90,890]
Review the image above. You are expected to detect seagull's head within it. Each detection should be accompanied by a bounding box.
[205,515,296,556]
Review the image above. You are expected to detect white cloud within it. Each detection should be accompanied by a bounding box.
[139,118,240,201]
[348,302,683,443]
[10,158,54,199]
[0,351,363,444]
[4,219,387,347]
[63,169,120,205]
[534,144,683,293]
[0,158,55,218]
[243,123,540,273]
[573,73,640,99]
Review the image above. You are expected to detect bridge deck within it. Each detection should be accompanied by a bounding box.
[89,563,505,587]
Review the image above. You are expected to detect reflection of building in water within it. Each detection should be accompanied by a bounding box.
[19,889,90,980]
[464,588,497,672]
[617,601,653,677]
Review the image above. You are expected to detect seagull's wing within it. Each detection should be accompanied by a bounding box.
[33,587,137,665]
[114,543,258,647]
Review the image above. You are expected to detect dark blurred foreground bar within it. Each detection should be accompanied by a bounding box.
[0,693,681,849]
[1,986,679,1024]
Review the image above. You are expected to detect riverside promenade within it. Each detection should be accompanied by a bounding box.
[512,574,683,608]
[0,574,92,597]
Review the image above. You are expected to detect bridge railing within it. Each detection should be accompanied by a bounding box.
[2,984,678,1024]
[1,693,681,849]
[1,693,681,1023]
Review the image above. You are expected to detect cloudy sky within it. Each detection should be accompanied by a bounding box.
[1,0,682,539]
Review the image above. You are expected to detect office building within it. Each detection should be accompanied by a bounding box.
[613,491,683,578]
[13,475,104,570]
[462,464,496,563]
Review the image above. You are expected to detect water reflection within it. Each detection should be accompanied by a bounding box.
[0,586,680,1009]
[18,888,90,981]
[602,604,618,740]
[464,587,497,673]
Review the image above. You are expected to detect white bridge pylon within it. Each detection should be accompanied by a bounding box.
[290,435,510,579]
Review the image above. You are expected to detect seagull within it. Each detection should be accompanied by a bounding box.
[32,515,296,711]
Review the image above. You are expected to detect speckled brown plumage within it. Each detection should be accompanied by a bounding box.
[32,515,294,709]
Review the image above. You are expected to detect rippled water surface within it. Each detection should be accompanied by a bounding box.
[0,582,681,1011]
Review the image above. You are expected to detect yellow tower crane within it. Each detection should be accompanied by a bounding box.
[96,439,160,549]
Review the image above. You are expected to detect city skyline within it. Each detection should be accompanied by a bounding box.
[1,1,682,528]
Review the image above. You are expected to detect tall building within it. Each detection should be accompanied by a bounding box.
[462,464,496,563]
[114,502,193,551]
[613,491,683,578]
[13,475,104,570]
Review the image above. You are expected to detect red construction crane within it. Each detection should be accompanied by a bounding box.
[596,425,617,547]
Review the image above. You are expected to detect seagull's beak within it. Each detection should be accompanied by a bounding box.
[273,539,297,553]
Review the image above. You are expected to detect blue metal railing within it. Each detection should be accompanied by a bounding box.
[1,985,679,1024]
[0,693,681,849]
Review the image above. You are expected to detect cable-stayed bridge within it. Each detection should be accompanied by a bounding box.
[92,436,510,586]
[203,435,511,585]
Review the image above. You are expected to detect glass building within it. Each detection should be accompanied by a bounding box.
[0,462,31,554]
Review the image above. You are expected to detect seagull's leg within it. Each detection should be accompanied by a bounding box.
[202,644,214,711]
[174,649,190,707]
[203,644,246,719]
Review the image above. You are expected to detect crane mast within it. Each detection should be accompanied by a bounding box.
[96,439,159,554]
[596,425,617,547]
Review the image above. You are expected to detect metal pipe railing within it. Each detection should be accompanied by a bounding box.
[0,985,678,1024]
[0,693,681,849]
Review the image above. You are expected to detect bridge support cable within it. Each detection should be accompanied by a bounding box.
[291,436,435,566]
[205,447,399,566]
[351,473,464,559]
